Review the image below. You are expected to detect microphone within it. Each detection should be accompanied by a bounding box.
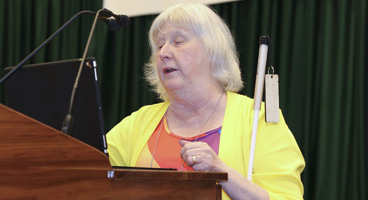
[61,8,130,157]
[99,8,131,31]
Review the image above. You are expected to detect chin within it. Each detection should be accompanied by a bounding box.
[163,85,181,92]
[163,81,183,92]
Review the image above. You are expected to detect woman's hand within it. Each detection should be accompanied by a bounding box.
[179,140,226,172]
[179,140,269,200]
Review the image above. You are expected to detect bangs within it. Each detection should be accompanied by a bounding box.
[150,4,205,45]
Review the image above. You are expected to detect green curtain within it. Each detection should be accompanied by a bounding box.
[0,0,366,200]
[0,0,102,100]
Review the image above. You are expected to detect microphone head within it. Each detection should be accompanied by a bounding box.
[116,15,131,28]
[103,18,121,31]
[99,8,114,18]
[98,8,131,31]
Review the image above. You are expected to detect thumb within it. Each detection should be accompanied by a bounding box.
[179,139,191,147]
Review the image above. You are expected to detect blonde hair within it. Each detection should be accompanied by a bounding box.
[145,3,243,100]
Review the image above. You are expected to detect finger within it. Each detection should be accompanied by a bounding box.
[180,141,206,152]
[184,154,199,166]
[192,155,198,165]
[180,145,200,159]
[180,141,211,161]
[179,140,197,158]
[179,139,191,147]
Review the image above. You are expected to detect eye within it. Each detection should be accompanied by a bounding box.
[175,40,183,45]
[174,35,185,46]
[157,43,165,50]
[157,39,165,49]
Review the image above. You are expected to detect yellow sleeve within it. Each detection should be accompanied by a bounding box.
[106,114,135,167]
[221,92,305,200]
[253,109,305,200]
[106,102,168,167]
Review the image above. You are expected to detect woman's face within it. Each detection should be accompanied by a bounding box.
[156,25,214,93]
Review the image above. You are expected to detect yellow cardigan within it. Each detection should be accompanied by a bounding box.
[107,91,305,200]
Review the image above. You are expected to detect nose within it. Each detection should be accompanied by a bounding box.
[158,43,172,61]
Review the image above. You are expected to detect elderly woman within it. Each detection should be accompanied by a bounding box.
[107,3,305,200]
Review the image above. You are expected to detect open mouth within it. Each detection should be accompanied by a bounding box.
[164,68,177,73]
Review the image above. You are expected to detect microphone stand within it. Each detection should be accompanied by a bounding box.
[0,10,95,84]
[61,9,109,157]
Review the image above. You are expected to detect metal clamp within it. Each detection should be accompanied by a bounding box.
[107,170,115,179]
[267,66,275,75]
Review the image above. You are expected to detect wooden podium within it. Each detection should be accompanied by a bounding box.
[0,104,227,199]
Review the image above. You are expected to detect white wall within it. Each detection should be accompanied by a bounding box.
[103,0,239,17]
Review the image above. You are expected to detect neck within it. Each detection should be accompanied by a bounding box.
[168,79,224,108]
[169,85,224,112]
[166,88,227,137]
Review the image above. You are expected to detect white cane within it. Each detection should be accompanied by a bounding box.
[247,36,269,181]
